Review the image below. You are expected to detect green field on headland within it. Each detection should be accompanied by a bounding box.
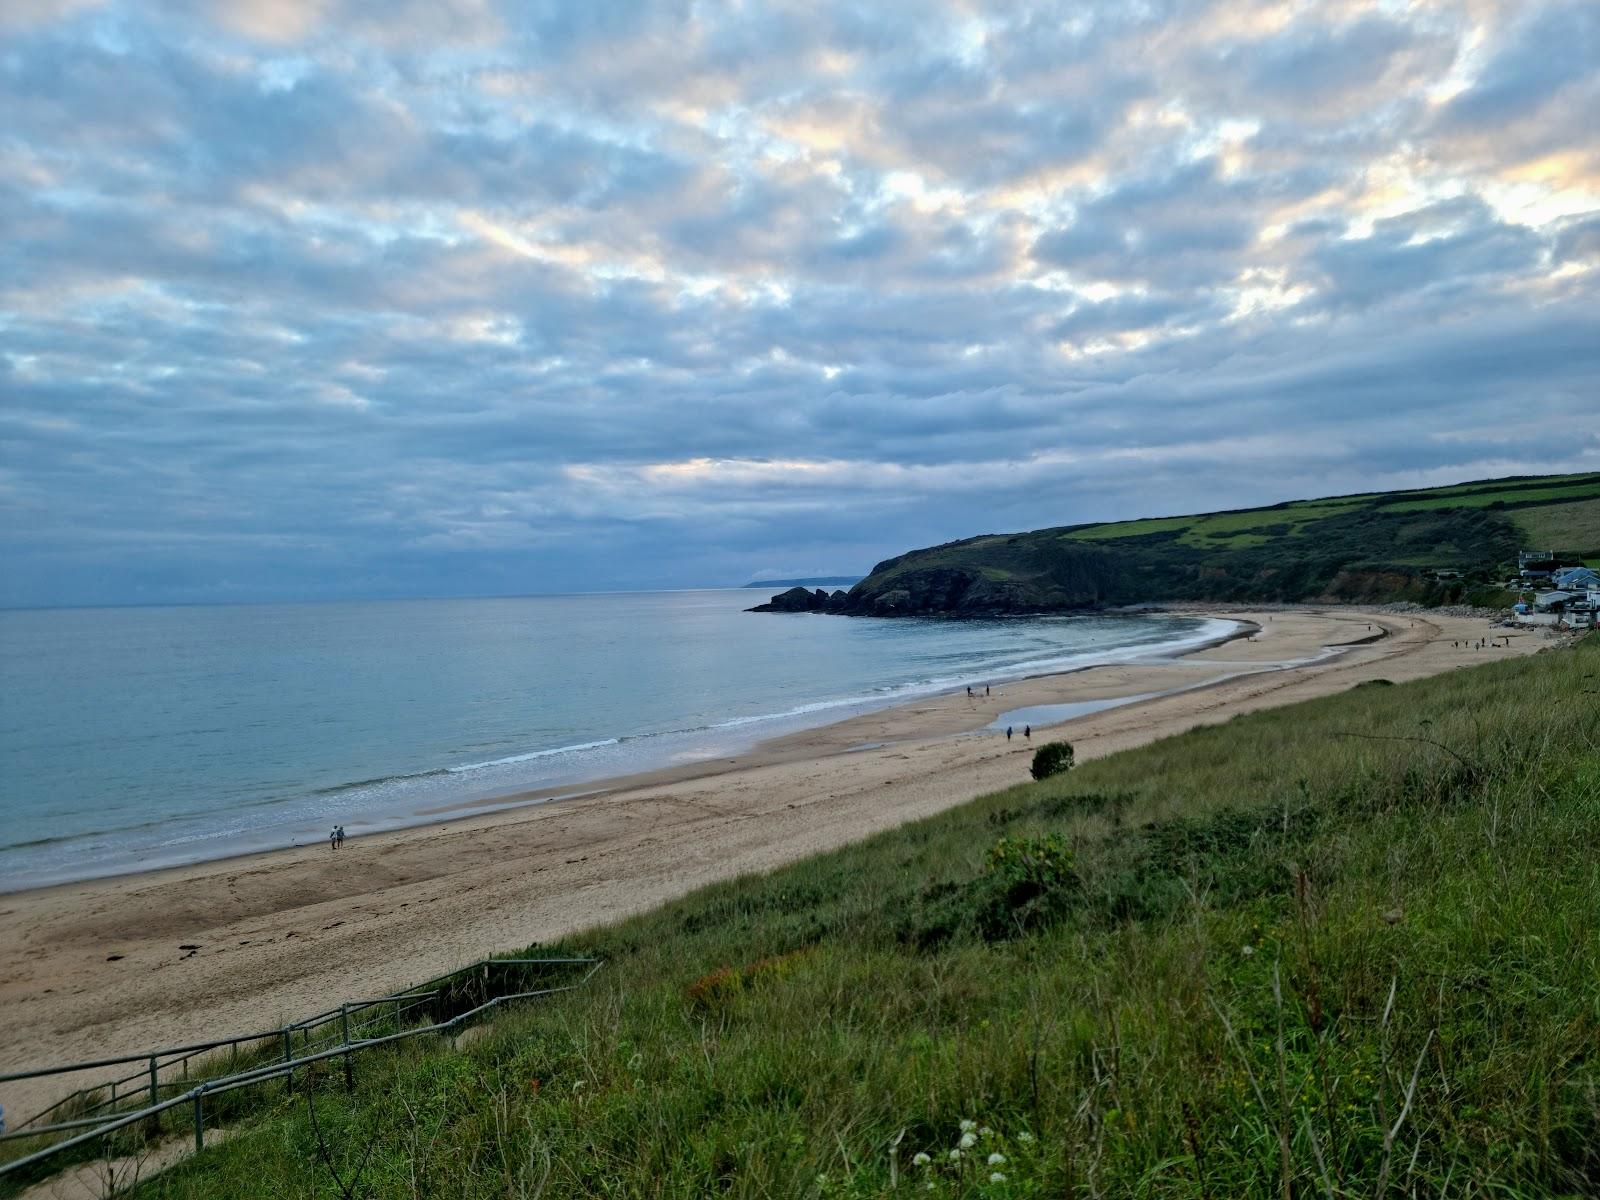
[102,634,1599,1198]
[759,472,1600,615]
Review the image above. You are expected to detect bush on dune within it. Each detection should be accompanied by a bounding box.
[1028,741,1074,781]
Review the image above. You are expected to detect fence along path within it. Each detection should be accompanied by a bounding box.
[0,956,600,1185]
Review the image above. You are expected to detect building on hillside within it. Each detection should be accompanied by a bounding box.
[1552,566,1600,591]
[1561,600,1598,630]
[1518,550,1584,583]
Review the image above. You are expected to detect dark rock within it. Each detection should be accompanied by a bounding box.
[747,586,823,613]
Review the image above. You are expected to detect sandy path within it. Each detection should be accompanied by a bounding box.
[0,607,1541,1122]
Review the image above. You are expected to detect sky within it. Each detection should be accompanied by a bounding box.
[2,0,1598,607]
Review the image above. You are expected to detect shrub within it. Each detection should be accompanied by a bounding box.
[1030,741,1074,780]
[904,834,1078,948]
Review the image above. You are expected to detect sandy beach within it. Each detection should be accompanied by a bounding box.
[0,606,1545,1122]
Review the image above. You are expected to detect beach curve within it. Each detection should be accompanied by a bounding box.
[0,606,1545,1122]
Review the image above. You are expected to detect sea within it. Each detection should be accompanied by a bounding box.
[0,591,1233,891]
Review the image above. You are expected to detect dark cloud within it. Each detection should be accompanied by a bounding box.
[1244,17,1417,102]
[1306,197,1545,313]
[1031,157,1287,287]
[1199,12,1452,126]
[1438,1,1599,131]
[1553,213,1600,265]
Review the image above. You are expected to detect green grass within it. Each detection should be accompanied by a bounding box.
[1513,496,1600,558]
[1381,481,1600,513]
[1060,475,1600,548]
[1063,505,1352,549]
[1063,515,1194,542]
[110,636,1600,1199]
[1386,472,1597,500]
[1060,481,1600,547]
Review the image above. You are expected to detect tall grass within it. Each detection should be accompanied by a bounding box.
[119,637,1600,1198]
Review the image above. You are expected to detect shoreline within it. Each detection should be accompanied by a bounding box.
[0,606,1542,1121]
[0,612,1249,897]
[375,616,1260,824]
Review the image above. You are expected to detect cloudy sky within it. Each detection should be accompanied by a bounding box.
[2,0,1597,606]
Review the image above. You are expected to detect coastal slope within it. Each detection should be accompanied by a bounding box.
[754,471,1600,615]
[0,609,1513,1131]
[58,624,1599,1198]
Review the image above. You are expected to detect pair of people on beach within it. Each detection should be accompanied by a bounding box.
[329,824,346,850]
[1005,725,1031,741]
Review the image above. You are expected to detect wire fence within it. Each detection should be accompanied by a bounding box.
[0,956,600,1186]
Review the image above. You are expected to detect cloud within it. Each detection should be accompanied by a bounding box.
[1306,196,1544,313]
[1437,1,1599,131]
[0,0,1596,606]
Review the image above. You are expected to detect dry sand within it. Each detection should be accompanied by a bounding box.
[0,606,1545,1122]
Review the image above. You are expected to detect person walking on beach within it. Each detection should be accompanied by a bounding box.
[1024,725,1031,739]
[329,828,338,851]
[336,824,346,849]
[1006,726,1013,740]
[985,685,990,697]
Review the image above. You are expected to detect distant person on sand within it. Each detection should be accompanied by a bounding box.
[1006,726,1013,740]
[1024,725,1031,739]
[985,685,990,697]
[329,828,338,851]
[967,686,973,697]
[336,824,346,848]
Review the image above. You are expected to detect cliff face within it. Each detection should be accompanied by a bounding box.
[749,541,1125,615]
[749,473,1600,617]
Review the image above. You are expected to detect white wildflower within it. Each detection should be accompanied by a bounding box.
[912,1152,931,1167]
[1241,945,1255,957]
[987,1152,1006,1165]
[959,1132,977,1149]
[959,1119,977,1132]
[990,1171,1007,1183]
[948,1148,962,1161]
[1016,1131,1033,1143]
[979,1126,993,1138]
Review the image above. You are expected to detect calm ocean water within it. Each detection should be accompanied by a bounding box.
[0,592,1229,890]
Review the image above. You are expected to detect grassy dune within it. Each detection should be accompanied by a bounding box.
[115,637,1600,1198]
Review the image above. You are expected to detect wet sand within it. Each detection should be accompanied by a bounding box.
[0,607,1541,1121]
